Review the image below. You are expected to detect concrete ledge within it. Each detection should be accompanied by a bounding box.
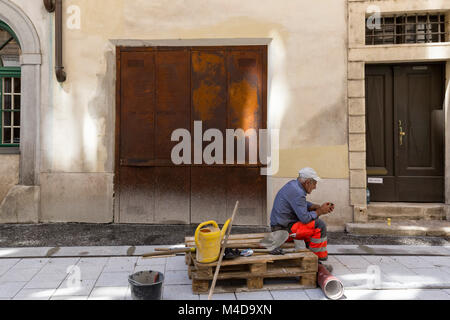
[346,220,450,237]
[368,203,445,221]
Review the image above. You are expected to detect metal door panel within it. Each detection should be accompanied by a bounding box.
[226,167,264,225]
[120,51,155,161]
[191,167,228,224]
[154,167,190,224]
[119,167,155,223]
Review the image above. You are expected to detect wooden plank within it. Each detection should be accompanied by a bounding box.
[191,273,318,294]
[250,263,267,273]
[247,277,264,289]
[191,251,313,268]
[191,266,318,281]
[192,279,209,293]
[300,273,318,287]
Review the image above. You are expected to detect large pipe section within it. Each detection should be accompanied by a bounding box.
[317,264,345,300]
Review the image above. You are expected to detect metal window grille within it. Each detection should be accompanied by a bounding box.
[366,13,446,45]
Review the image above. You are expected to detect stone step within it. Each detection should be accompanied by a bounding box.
[346,220,450,237]
[367,202,445,221]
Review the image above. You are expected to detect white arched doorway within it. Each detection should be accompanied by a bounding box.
[0,0,41,223]
[0,0,41,186]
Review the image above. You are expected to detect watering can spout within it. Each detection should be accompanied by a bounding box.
[220,219,231,240]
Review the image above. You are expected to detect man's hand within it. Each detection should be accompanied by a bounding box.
[316,202,335,216]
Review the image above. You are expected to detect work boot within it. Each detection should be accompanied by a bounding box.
[269,247,285,255]
[319,261,333,273]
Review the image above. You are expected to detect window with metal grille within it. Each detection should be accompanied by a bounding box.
[0,21,21,147]
[366,13,446,45]
[1,69,21,146]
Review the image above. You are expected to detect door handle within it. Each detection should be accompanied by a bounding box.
[399,120,406,146]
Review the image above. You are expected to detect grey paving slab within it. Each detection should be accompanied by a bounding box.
[74,266,104,280]
[95,272,131,287]
[39,258,81,274]
[344,289,449,300]
[329,245,450,256]
[53,246,131,257]
[199,292,236,300]
[413,289,450,300]
[76,257,109,267]
[24,279,65,290]
[410,268,450,284]
[0,259,20,277]
[136,256,167,266]
[0,282,26,298]
[50,295,89,300]
[12,288,55,300]
[166,256,189,271]
[88,286,129,300]
[270,289,310,300]
[24,271,68,289]
[338,268,374,288]
[12,258,49,269]
[164,270,192,285]
[420,256,450,267]
[0,267,41,283]
[235,291,273,300]
[0,247,52,258]
[304,288,327,300]
[335,255,372,269]
[162,284,199,300]
[53,279,97,297]
[102,257,137,273]
[124,286,132,300]
[391,256,435,269]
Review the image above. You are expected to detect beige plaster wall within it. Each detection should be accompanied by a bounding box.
[51,0,349,179]
[6,0,350,224]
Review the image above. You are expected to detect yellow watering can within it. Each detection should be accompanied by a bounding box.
[195,219,231,263]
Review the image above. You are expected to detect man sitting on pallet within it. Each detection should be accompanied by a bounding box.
[270,167,334,262]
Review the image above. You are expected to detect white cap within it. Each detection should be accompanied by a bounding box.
[298,167,321,182]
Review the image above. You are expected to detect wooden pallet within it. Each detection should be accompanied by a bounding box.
[188,250,318,294]
[184,232,295,266]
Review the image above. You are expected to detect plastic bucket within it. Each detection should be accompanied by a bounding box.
[128,271,164,300]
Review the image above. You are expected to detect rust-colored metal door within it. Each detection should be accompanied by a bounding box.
[117,48,191,223]
[116,46,267,225]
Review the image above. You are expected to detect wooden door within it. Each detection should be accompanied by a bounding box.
[116,46,267,224]
[366,63,444,202]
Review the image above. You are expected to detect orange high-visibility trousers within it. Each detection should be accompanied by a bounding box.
[288,219,328,260]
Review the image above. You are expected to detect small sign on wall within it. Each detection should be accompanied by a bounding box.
[368,177,383,184]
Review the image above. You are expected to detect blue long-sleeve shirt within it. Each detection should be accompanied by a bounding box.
[270,180,318,228]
